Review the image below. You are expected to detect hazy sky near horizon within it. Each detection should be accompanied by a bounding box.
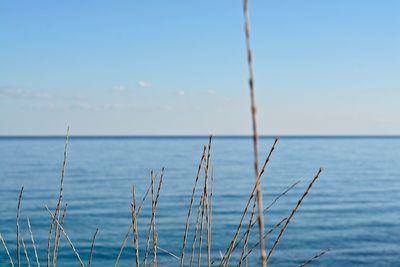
[1,0,399,135]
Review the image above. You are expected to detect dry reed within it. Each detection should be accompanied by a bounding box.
[114,179,152,266]
[0,233,15,267]
[157,246,180,260]
[21,236,31,267]
[27,218,41,267]
[88,228,99,267]
[197,136,212,267]
[143,169,164,266]
[212,180,299,267]
[143,171,155,267]
[190,196,205,267]
[266,168,323,262]
[207,168,214,267]
[243,0,267,265]
[16,186,24,267]
[131,186,139,267]
[219,138,278,267]
[47,127,69,267]
[239,217,288,264]
[300,249,330,267]
[53,203,68,266]
[237,197,257,267]
[180,144,207,267]
[45,205,85,267]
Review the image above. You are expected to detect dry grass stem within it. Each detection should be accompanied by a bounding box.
[53,203,68,266]
[16,186,24,267]
[189,197,204,267]
[142,168,164,266]
[207,168,214,267]
[179,144,207,267]
[157,246,180,260]
[131,186,140,267]
[47,127,69,267]
[114,180,152,267]
[237,197,257,267]
[197,136,212,267]
[152,169,164,267]
[266,168,323,262]
[197,185,206,267]
[243,0,267,265]
[45,205,85,267]
[0,233,15,267]
[27,218,41,267]
[220,139,278,266]
[234,179,300,259]
[239,217,288,264]
[299,249,330,267]
[205,137,212,267]
[143,171,155,267]
[21,236,31,267]
[88,228,99,267]
[263,180,300,213]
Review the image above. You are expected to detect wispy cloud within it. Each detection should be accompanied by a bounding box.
[0,86,50,99]
[137,80,152,88]
[112,85,128,92]
[72,102,93,111]
[177,90,185,96]
[207,89,216,95]
[103,103,125,110]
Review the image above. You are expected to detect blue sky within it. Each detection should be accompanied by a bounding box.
[0,0,399,135]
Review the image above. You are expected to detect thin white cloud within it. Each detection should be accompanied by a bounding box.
[177,90,185,96]
[0,86,50,99]
[103,103,124,110]
[70,102,93,111]
[112,85,128,92]
[207,89,216,95]
[137,80,152,88]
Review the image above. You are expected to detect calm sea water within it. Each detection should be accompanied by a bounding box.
[0,137,399,266]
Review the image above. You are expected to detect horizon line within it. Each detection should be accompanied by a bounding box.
[1,134,400,139]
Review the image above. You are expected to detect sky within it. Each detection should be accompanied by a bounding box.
[0,0,399,135]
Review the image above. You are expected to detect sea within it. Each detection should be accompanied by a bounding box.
[0,136,399,266]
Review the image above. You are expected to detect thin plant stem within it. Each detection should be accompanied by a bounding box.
[179,145,207,267]
[235,180,300,260]
[27,218,41,267]
[144,171,155,267]
[237,197,257,267]
[48,127,69,267]
[157,246,180,260]
[21,237,31,267]
[266,169,323,262]
[45,205,85,267]
[114,180,152,267]
[189,196,204,267]
[53,203,68,266]
[143,168,164,266]
[198,136,212,267]
[88,228,99,267]
[243,0,267,265]
[220,139,278,266]
[239,217,288,264]
[17,187,24,267]
[299,249,330,267]
[0,233,15,267]
[131,186,139,267]
[207,167,214,267]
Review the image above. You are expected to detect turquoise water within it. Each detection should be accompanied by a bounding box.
[0,137,399,266]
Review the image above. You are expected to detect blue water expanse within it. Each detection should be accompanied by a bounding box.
[0,136,399,266]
